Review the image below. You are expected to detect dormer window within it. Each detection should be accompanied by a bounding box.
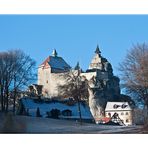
[121,104,127,109]
[113,104,119,109]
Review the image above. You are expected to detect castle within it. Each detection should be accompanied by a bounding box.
[38,46,132,121]
[38,46,120,99]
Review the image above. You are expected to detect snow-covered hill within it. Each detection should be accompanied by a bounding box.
[20,98,93,120]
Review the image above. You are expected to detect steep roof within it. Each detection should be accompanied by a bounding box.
[40,56,50,68]
[48,56,71,70]
[105,102,132,111]
[95,45,101,55]
[40,50,71,71]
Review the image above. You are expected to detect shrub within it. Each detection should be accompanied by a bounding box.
[50,109,60,119]
[36,107,42,117]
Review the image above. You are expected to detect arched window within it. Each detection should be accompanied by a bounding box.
[126,112,129,115]
[126,119,129,123]
[121,112,124,115]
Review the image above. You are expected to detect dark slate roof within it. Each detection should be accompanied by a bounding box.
[40,56,71,71]
[48,56,71,70]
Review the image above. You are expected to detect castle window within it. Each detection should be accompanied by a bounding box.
[46,80,48,83]
[126,119,129,123]
[121,112,124,115]
[126,112,129,115]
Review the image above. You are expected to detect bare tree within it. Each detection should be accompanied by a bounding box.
[0,49,36,112]
[0,51,15,111]
[57,69,89,124]
[119,43,148,109]
[27,84,43,99]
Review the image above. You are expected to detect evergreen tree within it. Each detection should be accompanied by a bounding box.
[36,107,42,117]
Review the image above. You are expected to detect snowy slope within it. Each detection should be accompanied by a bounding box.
[21,98,93,119]
[0,114,141,133]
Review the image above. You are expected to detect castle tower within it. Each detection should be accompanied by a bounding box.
[82,45,121,121]
[89,45,104,70]
[38,49,71,97]
[88,45,113,75]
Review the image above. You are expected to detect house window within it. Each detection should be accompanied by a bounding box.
[108,113,111,117]
[121,112,124,115]
[126,119,129,123]
[126,112,129,115]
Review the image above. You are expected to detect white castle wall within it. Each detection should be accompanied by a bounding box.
[38,67,68,97]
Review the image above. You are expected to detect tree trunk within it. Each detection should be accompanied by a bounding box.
[144,105,148,125]
[0,87,4,111]
[77,99,82,125]
[3,96,6,112]
[13,76,16,114]
[5,87,9,112]
[13,88,16,114]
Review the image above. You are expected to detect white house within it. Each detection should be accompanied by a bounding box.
[105,102,133,126]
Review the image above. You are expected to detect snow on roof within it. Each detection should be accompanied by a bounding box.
[40,56,71,70]
[21,98,93,119]
[105,102,132,111]
[49,56,71,70]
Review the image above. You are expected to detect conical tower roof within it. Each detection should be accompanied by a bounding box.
[74,61,81,70]
[95,45,101,56]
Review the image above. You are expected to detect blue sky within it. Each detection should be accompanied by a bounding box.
[0,15,148,77]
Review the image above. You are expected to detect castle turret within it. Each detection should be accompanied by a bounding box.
[95,45,101,57]
[52,49,58,57]
[74,62,80,70]
[89,45,103,70]
[88,45,113,74]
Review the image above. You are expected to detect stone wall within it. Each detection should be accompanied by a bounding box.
[38,67,67,97]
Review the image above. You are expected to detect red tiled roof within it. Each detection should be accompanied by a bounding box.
[39,56,50,69]
[95,117,111,123]
[41,56,50,65]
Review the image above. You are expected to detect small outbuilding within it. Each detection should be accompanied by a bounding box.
[105,102,133,126]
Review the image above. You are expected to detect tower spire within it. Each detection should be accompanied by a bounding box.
[52,49,58,57]
[95,45,101,56]
[74,61,81,70]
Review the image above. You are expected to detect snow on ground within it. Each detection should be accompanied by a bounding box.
[0,113,143,134]
[21,98,93,119]
[0,98,144,134]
